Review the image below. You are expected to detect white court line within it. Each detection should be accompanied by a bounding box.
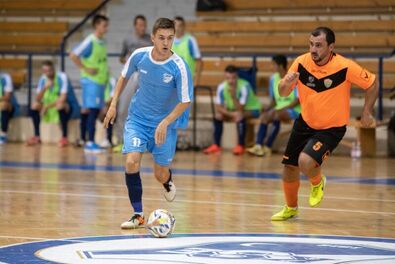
[0,178,394,203]
[0,235,86,243]
[1,189,395,216]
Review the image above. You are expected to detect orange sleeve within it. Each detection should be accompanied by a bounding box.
[287,57,299,74]
[346,59,376,90]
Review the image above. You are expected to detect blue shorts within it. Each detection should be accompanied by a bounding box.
[287,109,300,120]
[122,120,178,166]
[81,78,105,109]
[249,110,261,118]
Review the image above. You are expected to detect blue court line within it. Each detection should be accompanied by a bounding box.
[0,160,394,186]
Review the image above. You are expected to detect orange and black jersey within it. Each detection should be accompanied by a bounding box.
[288,52,375,130]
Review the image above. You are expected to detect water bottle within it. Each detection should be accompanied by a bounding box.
[351,141,361,159]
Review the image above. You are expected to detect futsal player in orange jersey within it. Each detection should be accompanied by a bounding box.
[271,27,378,220]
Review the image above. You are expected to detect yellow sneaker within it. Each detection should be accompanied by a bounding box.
[112,144,123,153]
[262,146,272,157]
[246,144,264,156]
[309,175,326,207]
[271,206,299,221]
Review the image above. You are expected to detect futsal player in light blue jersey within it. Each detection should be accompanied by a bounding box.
[70,14,109,153]
[104,18,193,229]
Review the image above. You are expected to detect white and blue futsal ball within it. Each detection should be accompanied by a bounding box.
[146,209,176,238]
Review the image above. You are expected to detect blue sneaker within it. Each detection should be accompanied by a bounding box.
[84,142,105,154]
[0,135,7,145]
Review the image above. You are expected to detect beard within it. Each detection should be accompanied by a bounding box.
[311,52,322,63]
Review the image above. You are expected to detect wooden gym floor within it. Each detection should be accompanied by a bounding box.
[0,143,394,252]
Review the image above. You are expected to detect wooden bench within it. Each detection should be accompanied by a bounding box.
[0,0,101,16]
[197,0,395,16]
[0,22,68,33]
[343,119,390,157]
[0,58,27,69]
[188,20,395,34]
[0,35,62,52]
[195,34,395,49]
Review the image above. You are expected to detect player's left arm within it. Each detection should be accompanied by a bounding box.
[155,61,194,145]
[155,102,192,144]
[189,36,202,87]
[56,73,68,106]
[347,60,378,127]
[361,78,378,127]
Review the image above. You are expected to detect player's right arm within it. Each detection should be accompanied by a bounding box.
[215,83,233,118]
[104,48,140,127]
[69,36,97,75]
[279,58,300,97]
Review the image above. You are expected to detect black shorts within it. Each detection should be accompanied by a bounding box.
[282,115,346,166]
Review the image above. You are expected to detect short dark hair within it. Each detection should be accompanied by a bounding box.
[311,27,335,45]
[92,14,109,27]
[272,54,287,70]
[174,16,185,23]
[225,65,238,74]
[41,60,54,68]
[152,17,175,34]
[134,14,146,25]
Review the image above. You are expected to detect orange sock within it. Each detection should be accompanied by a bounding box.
[310,173,322,186]
[283,180,300,208]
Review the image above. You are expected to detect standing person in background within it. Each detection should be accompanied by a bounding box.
[70,14,109,153]
[172,16,202,86]
[247,55,300,157]
[119,15,151,64]
[113,15,152,153]
[0,72,19,144]
[26,61,79,147]
[271,27,378,221]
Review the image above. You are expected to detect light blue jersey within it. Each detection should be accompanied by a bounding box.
[122,46,193,129]
[121,46,193,166]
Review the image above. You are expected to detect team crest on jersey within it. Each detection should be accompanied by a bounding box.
[163,73,173,83]
[306,76,316,87]
[324,78,333,88]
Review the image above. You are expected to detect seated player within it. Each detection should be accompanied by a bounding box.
[26,60,79,147]
[247,55,300,157]
[0,72,20,144]
[203,65,261,155]
[99,76,116,148]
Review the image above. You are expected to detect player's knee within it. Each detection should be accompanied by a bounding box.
[215,113,224,121]
[298,152,318,174]
[55,101,64,110]
[125,156,140,173]
[0,102,7,110]
[31,102,41,111]
[283,165,299,181]
[154,168,169,183]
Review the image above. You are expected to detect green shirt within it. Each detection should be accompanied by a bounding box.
[218,78,261,111]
